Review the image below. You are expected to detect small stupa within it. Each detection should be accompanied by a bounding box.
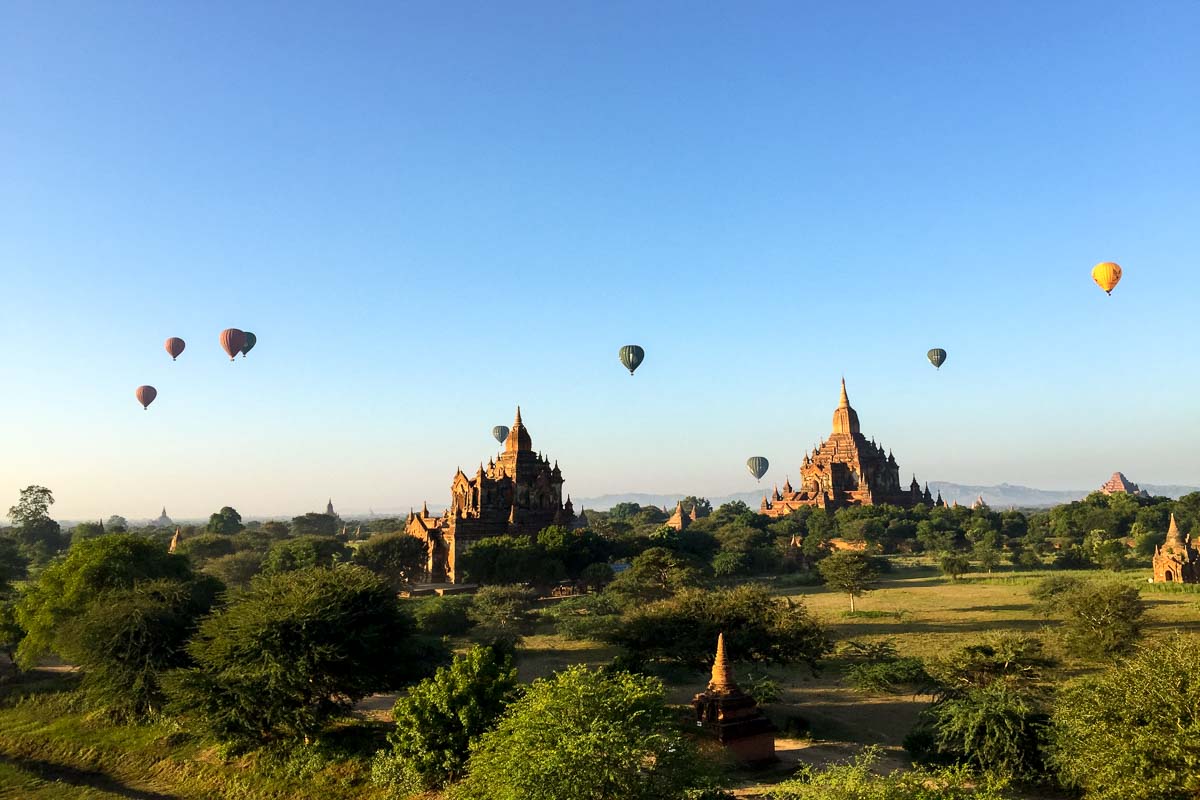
[691,633,777,765]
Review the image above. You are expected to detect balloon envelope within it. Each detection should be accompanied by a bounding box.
[746,456,769,481]
[492,425,510,444]
[927,348,947,369]
[135,385,157,410]
[165,337,185,361]
[241,331,257,357]
[219,328,246,361]
[619,345,645,375]
[1092,262,1122,295]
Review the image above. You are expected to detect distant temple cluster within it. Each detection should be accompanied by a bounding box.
[406,408,575,582]
[1152,513,1198,584]
[666,500,708,531]
[760,380,932,516]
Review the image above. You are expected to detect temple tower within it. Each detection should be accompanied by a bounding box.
[691,633,777,765]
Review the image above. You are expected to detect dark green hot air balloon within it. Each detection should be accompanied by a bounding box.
[746,456,769,481]
[619,345,645,376]
[241,331,257,358]
[927,348,947,370]
[492,425,509,444]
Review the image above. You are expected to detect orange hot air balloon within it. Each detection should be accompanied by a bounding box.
[165,337,186,361]
[135,385,157,410]
[219,328,246,361]
[1092,262,1122,295]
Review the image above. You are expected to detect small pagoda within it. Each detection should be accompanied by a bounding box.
[691,633,777,765]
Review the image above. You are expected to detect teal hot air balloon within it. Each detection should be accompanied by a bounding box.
[927,348,947,370]
[746,456,769,482]
[619,345,645,376]
[241,331,257,358]
[492,425,509,444]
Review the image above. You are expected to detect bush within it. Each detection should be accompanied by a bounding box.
[939,552,972,581]
[353,533,428,590]
[905,681,1049,782]
[449,666,712,800]
[545,593,621,640]
[411,594,475,637]
[174,534,236,567]
[261,535,351,575]
[603,584,831,670]
[767,745,1013,799]
[1050,636,1200,800]
[61,577,221,717]
[165,566,436,746]
[387,645,520,789]
[467,585,538,646]
[839,640,931,694]
[203,550,264,590]
[926,635,1053,695]
[1041,581,1145,658]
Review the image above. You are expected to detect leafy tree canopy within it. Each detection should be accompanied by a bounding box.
[290,512,338,537]
[261,535,350,575]
[206,506,244,535]
[353,532,428,589]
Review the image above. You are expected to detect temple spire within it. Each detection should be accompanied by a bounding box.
[708,633,736,693]
[1167,513,1185,545]
[839,377,849,407]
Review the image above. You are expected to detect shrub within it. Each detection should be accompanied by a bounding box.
[449,666,712,800]
[261,535,351,575]
[411,594,475,637]
[1049,636,1200,800]
[939,552,972,581]
[174,534,236,567]
[1042,581,1145,658]
[767,745,1013,799]
[926,634,1053,695]
[386,645,520,789]
[468,585,538,646]
[165,566,436,746]
[603,584,831,670]
[545,593,621,640]
[203,550,264,590]
[353,533,428,590]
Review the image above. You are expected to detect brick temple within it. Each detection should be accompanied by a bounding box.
[406,407,575,583]
[1152,513,1198,584]
[761,379,929,516]
[692,633,777,765]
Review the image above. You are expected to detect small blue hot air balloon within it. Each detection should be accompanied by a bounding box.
[927,348,947,370]
[492,425,509,444]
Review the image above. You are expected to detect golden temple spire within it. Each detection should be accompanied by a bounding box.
[839,376,849,407]
[708,633,736,693]
[1167,513,1184,544]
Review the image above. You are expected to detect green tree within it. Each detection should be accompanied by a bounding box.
[468,585,537,646]
[61,576,221,717]
[165,566,434,745]
[387,645,520,789]
[70,521,106,546]
[604,584,831,670]
[0,536,29,595]
[818,551,881,612]
[105,515,129,533]
[14,534,193,668]
[260,520,291,539]
[7,485,65,559]
[0,599,24,667]
[451,666,710,800]
[261,535,350,574]
[202,550,264,590]
[939,552,972,581]
[290,512,338,537]
[458,535,565,587]
[768,746,1011,800]
[604,547,705,605]
[1050,636,1200,800]
[353,532,428,589]
[175,533,236,567]
[1044,581,1145,658]
[410,594,476,637]
[206,506,243,535]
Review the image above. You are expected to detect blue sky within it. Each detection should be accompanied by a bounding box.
[2,1,1198,519]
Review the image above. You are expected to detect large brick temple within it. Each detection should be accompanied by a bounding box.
[406,407,575,583]
[760,379,930,516]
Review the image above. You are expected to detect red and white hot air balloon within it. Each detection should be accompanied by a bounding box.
[219,328,246,361]
[135,385,157,410]
[165,337,186,361]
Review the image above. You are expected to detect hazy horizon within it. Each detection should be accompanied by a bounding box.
[3,3,1198,520]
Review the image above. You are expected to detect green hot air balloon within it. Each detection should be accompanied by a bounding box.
[619,345,645,376]
[927,348,947,370]
[492,425,510,445]
[241,331,257,358]
[746,456,769,482]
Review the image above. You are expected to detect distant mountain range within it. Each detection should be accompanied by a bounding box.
[574,481,1200,512]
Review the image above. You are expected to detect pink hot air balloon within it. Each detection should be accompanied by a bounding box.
[135,385,157,410]
[165,337,186,361]
[219,328,246,361]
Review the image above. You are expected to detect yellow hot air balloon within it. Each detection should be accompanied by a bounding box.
[1092,262,1122,295]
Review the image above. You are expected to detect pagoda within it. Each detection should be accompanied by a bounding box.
[1152,514,1198,584]
[691,633,777,765]
[406,407,575,582]
[761,379,928,516]
[1099,472,1150,499]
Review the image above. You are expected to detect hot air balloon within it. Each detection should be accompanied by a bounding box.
[241,331,257,358]
[135,385,157,410]
[927,348,947,370]
[1092,262,1122,295]
[165,337,186,361]
[219,328,246,361]
[619,345,645,376]
[492,425,510,444]
[746,456,769,482]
